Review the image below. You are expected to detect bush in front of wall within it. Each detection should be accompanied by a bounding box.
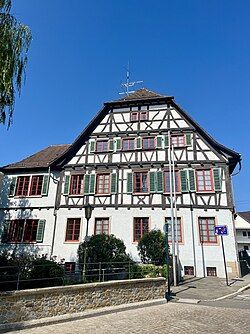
[137,230,166,266]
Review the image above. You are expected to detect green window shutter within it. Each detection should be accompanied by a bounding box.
[89,174,96,194]
[115,138,121,151]
[149,172,156,193]
[9,177,17,197]
[164,135,169,148]
[109,139,114,151]
[136,137,142,149]
[89,140,96,153]
[63,175,71,195]
[180,170,188,192]
[41,175,49,196]
[156,171,164,193]
[127,173,133,193]
[36,220,46,243]
[213,168,222,191]
[156,136,163,149]
[185,134,192,146]
[188,169,196,192]
[111,173,117,194]
[84,174,90,194]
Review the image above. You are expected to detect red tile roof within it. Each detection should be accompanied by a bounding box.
[1,144,70,171]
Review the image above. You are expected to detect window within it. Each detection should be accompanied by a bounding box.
[164,171,180,193]
[29,176,43,196]
[165,218,182,243]
[123,138,135,151]
[133,218,149,241]
[184,266,194,275]
[248,232,250,237]
[243,231,247,237]
[196,170,213,192]
[65,262,76,273]
[96,140,108,152]
[140,111,148,121]
[199,218,217,243]
[206,267,217,277]
[15,176,30,196]
[244,246,249,251]
[70,175,84,195]
[65,218,81,242]
[143,137,155,150]
[134,172,148,193]
[171,135,185,147]
[131,111,148,122]
[96,174,110,194]
[131,112,138,122]
[4,219,39,243]
[94,218,109,235]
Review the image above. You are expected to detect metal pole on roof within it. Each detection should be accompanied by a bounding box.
[168,131,177,287]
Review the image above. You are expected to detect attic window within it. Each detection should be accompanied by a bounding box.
[130,111,148,122]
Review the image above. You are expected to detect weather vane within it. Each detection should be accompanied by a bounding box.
[119,63,143,96]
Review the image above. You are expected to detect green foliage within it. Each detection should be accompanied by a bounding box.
[78,234,132,282]
[78,234,130,265]
[0,251,64,291]
[28,255,64,288]
[130,263,169,279]
[0,0,31,127]
[137,229,166,265]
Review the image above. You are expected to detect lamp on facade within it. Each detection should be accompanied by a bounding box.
[83,203,94,282]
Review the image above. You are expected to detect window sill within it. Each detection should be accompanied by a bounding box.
[64,241,80,244]
[2,241,37,244]
[95,193,111,197]
[133,192,150,195]
[13,195,43,198]
[196,190,215,194]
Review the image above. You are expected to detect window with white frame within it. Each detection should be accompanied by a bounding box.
[198,218,217,243]
[165,217,182,243]
[94,218,109,235]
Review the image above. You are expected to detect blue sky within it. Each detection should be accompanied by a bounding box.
[1,0,249,210]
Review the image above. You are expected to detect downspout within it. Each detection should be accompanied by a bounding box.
[49,167,59,259]
[230,160,242,277]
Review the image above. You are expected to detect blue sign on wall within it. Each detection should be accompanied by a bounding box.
[214,225,228,236]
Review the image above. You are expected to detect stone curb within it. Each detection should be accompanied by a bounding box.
[203,284,250,302]
[0,298,167,333]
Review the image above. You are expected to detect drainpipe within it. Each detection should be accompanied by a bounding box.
[49,167,59,259]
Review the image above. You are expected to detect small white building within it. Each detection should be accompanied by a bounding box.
[235,212,250,254]
[0,88,242,278]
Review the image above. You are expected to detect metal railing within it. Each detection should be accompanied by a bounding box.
[0,261,168,292]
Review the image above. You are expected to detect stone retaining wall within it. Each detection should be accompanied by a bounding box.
[0,278,166,324]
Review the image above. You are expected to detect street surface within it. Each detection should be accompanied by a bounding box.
[8,301,250,334]
[201,289,250,309]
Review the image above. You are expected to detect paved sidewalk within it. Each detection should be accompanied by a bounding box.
[6,303,250,334]
[171,274,250,301]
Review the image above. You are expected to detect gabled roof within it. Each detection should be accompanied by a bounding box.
[1,144,70,172]
[53,88,241,173]
[117,88,165,101]
[238,212,250,224]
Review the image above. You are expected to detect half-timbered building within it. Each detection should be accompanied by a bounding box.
[0,88,241,278]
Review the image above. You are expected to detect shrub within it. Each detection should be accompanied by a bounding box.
[27,255,64,288]
[78,234,132,282]
[137,230,166,265]
[0,251,64,290]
